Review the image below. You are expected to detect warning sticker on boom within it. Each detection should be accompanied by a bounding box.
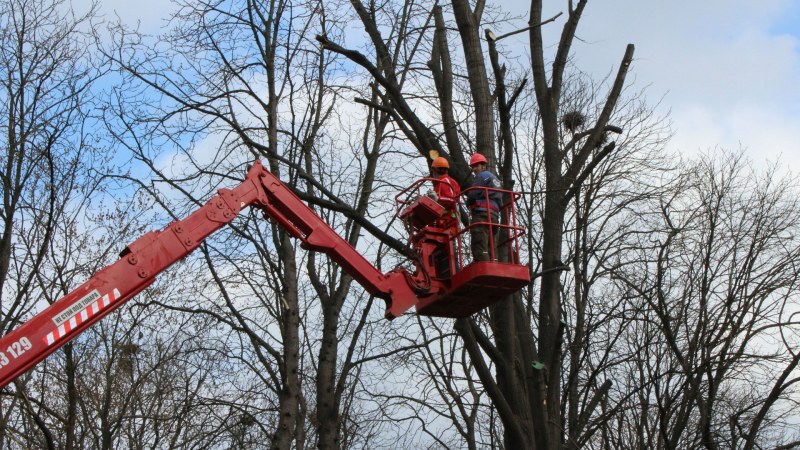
[52,290,101,326]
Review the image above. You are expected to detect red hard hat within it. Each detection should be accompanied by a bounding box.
[469,153,488,166]
[431,156,449,169]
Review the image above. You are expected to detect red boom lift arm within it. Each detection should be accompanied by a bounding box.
[0,161,419,389]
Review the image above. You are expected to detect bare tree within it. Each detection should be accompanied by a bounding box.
[5,0,800,448]
[319,0,637,447]
[0,0,108,447]
[101,0,424,448]
[606,151,800,449]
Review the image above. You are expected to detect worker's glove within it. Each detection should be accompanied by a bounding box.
[426,190,439,201]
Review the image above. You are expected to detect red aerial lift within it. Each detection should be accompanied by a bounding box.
[395,178,530,317]
[0,160,529,389]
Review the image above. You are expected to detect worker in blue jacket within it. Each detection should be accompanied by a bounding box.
[465,153,502,262]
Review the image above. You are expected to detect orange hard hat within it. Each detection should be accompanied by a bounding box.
[469,153,488,166]
[432,156,450,169]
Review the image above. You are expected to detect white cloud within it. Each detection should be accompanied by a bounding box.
[83,0,800,174]
[511,0,800,172]
[672,102,800,171]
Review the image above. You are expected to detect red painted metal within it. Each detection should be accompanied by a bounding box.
[395,178,531,318]
[415,262,531,317]
[398,195,445,230]
[0,161,418,389]
[0,164,531,389]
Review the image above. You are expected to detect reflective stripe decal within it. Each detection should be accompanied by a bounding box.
[43,288,121,347]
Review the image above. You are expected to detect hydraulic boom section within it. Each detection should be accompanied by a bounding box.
[0,161,417,389]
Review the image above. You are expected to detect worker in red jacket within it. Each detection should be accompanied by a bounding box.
[427,156,462,278]
[430,156,461,233]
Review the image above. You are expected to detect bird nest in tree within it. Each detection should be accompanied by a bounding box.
[561,110,586,132]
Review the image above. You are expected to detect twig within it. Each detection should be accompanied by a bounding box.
[486,12,563,42]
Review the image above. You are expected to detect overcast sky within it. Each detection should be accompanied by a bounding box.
[511,0,800,172]
[90,0,800,173]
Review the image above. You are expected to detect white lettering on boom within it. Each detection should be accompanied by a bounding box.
[52,290,101,326]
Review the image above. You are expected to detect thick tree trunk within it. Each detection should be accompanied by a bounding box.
[316,305,341,449]
[271,234,303,449]
[65,343,78,450]
[451,0,495,156]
